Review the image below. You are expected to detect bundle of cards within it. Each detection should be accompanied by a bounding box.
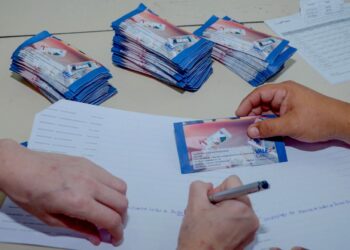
[174,116,287,174]
[10,31,117,104]
[111,3,214,91]
[194,16,297,87]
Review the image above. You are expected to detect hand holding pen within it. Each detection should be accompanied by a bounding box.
[209,180,269,203]
[177,175,260,250]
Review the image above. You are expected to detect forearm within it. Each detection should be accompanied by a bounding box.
[0,139,21,194]
[333,100,350,144]
[310,92,350,144]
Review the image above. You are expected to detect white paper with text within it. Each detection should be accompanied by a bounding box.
[266,4,350,84]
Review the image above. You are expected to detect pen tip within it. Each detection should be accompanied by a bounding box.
[260,180,269,189]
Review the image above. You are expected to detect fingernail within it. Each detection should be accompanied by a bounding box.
[112,237,123,246]
[122,213,129,227]
[248,126,260,138]
[87,235,100,246]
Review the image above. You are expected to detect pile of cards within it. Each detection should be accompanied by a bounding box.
[194,16,297,87]
[10,31,117,104]
[174,116,287,174]
[111,4,214,91]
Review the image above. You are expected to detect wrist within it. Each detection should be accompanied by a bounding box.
[334,101,350,144]
[177,242,201,250]
[177,236,214,250]
[0,139,22,193]
[177,241,218,250]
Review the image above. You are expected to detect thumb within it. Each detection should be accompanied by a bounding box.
[187,181,213,210]
[247,115,293,139]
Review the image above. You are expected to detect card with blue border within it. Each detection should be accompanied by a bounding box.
[174,115,287,174]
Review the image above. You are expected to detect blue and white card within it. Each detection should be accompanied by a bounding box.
[174,115,288,174]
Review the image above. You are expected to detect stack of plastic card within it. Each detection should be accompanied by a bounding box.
[194,16,297,87]
[111,4,214,91]
[10,31,117,104]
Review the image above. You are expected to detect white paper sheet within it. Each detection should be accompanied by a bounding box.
[266,4,350,84]
[1,100,350,249]
[300,0,345,21]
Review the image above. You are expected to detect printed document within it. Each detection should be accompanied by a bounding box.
[266,3,350,84]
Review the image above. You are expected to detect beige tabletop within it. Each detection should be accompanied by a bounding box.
[0,0,300,37]
[0,1,350,249]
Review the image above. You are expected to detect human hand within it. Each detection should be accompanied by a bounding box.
[235,81,350,144]
[0,139,128,246]
[177,175,259,250]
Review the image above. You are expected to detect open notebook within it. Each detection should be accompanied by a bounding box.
[1,100,350,249]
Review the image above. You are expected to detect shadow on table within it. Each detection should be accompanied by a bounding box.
[284,137,350,152]
[268,58,296,83]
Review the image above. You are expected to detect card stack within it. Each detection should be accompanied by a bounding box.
[10,31,117,104]
[194,16,297,87]
[111,4,214,91]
